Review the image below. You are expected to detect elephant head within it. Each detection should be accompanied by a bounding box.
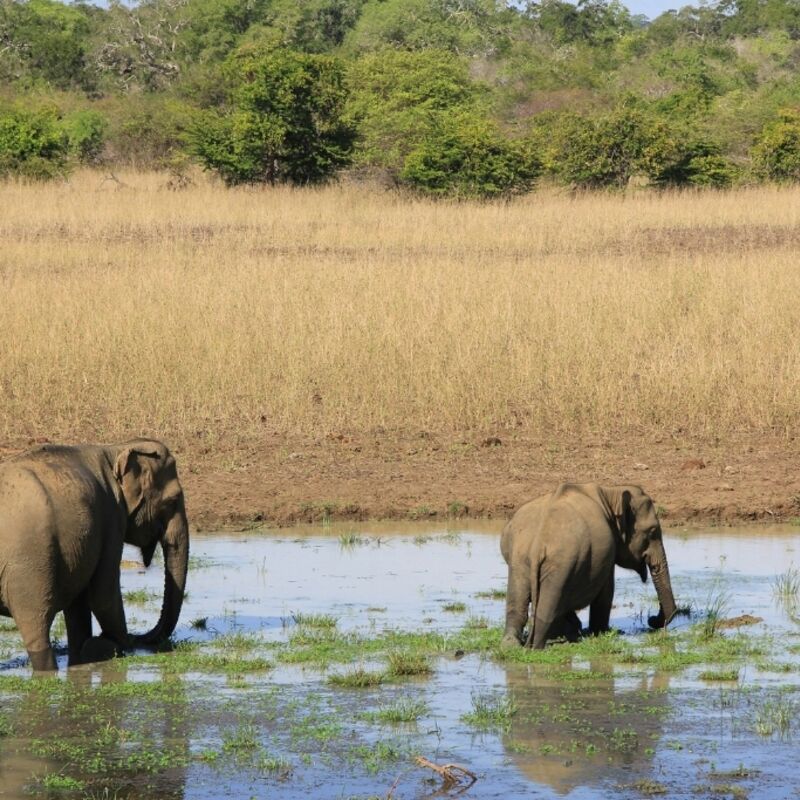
[609,485,677,630]
[113,440,189,645]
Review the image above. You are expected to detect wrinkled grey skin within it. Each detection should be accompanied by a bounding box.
[0,439,189,672]
[500,482,677,649]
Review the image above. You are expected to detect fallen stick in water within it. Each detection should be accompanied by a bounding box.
[414,756,478,789]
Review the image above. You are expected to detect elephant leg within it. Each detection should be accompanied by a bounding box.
[557,611,582,642]
[5,579,57,672]
[64,591,93,666]
[502,566,530,646]
[588,572,615,635]
[88,559,129,652]
[80,636,120,664]
[15,612,57,672]
[528,588,565,649]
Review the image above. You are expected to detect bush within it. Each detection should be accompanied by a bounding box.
[188,49,355,185]
[102,96,194,168]
[0,108,69,180]
[346,48,482,175]
[650,139,740,188]
[751,108,800,182]
[61,109,107,164]
[550,104,675,190]
[400,112,540,199]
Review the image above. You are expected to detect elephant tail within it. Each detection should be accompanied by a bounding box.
[524,551,543,648]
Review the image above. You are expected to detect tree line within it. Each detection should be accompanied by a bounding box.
[2,0,800,196]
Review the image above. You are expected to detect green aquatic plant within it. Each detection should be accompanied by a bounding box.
[699,669,739,682]
[327,667,386,688]
[461,691,518,732]
[772,567,800,599]
[475,588,506,600]
[39,774,85,791]
[386,650,433,677]
[123,589,159,606]
[753,697,795,738]
[442,601,467,613]
[362,698,428,724]
[291,612,338,629]
[338,531,366,547]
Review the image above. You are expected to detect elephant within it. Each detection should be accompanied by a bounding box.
[500,482,677,649]
[0,439,189,672]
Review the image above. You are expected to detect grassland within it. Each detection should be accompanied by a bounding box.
[2,172,799,526]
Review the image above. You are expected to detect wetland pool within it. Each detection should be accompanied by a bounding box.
[1,523,800,800]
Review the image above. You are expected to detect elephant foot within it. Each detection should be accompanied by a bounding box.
[500,631,523,648]
[79,636,120,665]
[29,648,58,673]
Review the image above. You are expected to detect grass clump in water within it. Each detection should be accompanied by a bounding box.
[123,589,159,606]
[257,753,292,776]
[386,650,433,677]
[753,697,795,738]
[362,698,428,724]
[475,588,506,600]
[461,691,518,732]
[699,668,739,681]
[338,531,366,548]
[291,612,338,629]
[772,567,800,599]
[327,667,386,688]
[442,601,467,613]
[39,774,85,791]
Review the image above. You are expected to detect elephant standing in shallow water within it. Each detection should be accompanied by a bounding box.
[500,483,677,649]
[0,439,189,671]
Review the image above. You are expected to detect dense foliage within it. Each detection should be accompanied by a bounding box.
[188,50,355,184]
[1,0,800,194]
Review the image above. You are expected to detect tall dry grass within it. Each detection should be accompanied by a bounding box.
[1,170,799,444]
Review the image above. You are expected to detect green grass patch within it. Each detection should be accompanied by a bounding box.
[327,667,386,688]
[39,774,85,791]
[291,612,338,629]
[386,650,433,677]
[338,531,366,547]
[362,698,428,724]
[442,601,467,613]
[257,753,293,775]
[753,698,795,737]
[123,589,159,606]
[352,740,406,773]
[773,567,800,599]
[222,723,260,756]
[461,691,518,732]
[699,668,740,681]
[475,588,506,600]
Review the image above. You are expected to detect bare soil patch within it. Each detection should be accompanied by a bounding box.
[7,429,791,532]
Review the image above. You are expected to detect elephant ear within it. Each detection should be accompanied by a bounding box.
[617,489,634,542]
[114,446,161,516]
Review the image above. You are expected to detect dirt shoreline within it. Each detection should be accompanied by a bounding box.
[3,430,798,532]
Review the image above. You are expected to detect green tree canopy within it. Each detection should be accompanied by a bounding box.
[188,48,355,185]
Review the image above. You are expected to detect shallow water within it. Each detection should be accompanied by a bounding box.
[1,523,799,799]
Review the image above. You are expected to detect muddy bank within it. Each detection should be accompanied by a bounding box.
[154,431,800,531]
[2,430,798,532]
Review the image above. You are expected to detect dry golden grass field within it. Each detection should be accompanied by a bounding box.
[1,171,799,528]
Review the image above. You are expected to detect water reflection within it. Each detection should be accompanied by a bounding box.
[502,662,670,796]
[0,662,188,800]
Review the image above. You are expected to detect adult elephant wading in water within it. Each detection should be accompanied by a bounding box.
[0,439,189,672]
[500,482,677,649]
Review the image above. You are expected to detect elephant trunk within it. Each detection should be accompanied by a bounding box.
[135,502,189,646]
[646,539,677,630]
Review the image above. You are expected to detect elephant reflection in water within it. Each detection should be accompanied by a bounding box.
[502,662,671,796]
[0,661,188,799]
